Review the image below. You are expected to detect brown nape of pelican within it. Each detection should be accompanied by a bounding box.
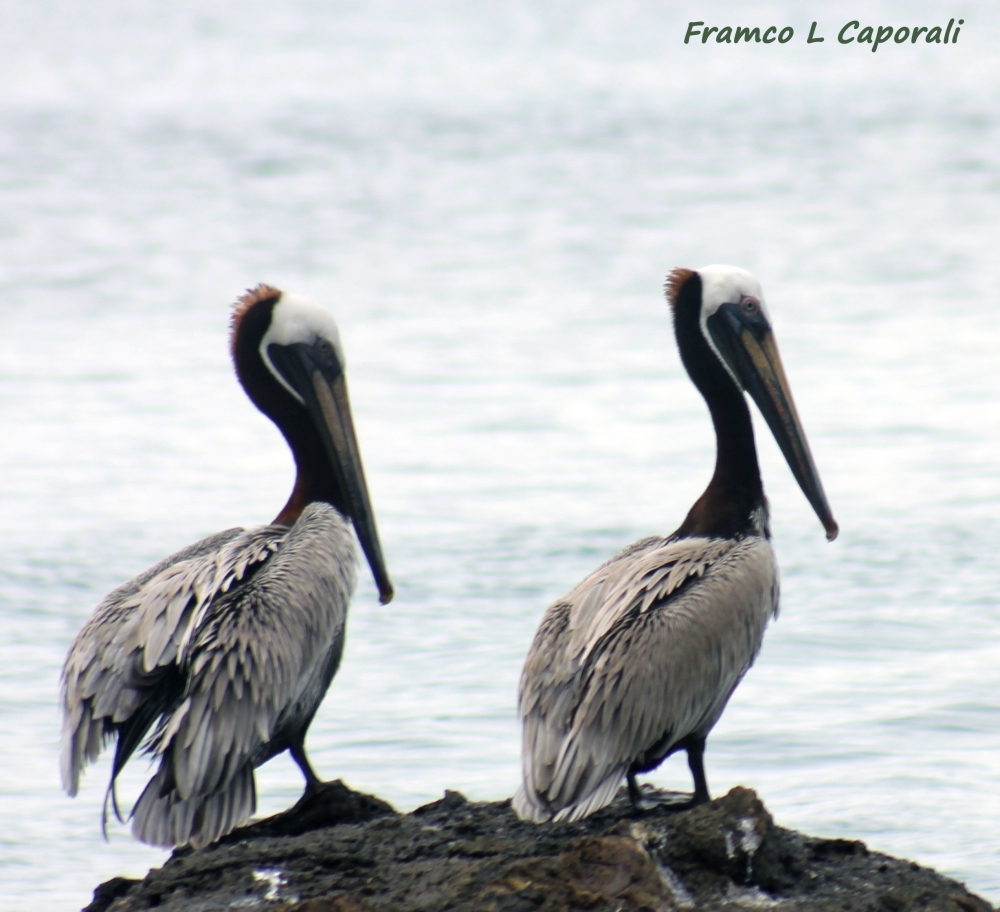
[60,285,393,849]
[513,265,837,824]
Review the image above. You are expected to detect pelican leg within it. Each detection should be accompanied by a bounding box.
[289,737,323,793]
[627,769,643,810]
[684,735,710,806]
[626,736,710,814]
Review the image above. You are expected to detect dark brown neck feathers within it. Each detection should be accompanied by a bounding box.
[666,269,766,540]
[230,285,341,527]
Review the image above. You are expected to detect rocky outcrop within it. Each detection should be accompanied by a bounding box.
[86,782,995,912]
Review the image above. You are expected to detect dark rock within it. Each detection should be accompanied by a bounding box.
[414,789,469,817]
[220,780,396,842]
[87,783,996,912]
[489,834,674,911]
[83,876,141,912]
[656,784,772,884]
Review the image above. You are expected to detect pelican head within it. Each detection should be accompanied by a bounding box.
[668,265,838,541]
[232,285,394,603]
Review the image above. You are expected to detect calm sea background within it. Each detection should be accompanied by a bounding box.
[1,1,998,908]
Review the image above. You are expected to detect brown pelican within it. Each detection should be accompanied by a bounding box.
[513,265,837,823]
[60,284,393,848]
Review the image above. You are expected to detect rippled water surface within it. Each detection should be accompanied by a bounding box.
[1,1,998,908]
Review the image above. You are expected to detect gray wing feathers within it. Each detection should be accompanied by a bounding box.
[61,502,357,846]
[61,526,255,795]
[150,510,356,803]
[515,535,778,823]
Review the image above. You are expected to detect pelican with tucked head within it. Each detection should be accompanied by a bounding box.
[61,285,393,848]
[514,265,837,823]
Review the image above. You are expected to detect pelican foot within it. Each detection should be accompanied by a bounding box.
[628,783,702,814]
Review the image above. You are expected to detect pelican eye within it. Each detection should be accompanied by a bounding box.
[742,297,759,314]
[312,336,342,371]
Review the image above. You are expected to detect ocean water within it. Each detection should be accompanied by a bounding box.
[0,1,998,908]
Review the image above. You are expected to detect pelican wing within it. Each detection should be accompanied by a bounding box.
[60,525,286,797]
[130,502,358,847]
[516,534,778,822]
[144,503,357,800]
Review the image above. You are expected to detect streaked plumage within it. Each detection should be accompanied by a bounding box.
[514,266,836,823]
[61,285,392,848]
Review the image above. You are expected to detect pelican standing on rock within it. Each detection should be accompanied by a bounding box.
[61,285,393,848]
[514,266,837,823]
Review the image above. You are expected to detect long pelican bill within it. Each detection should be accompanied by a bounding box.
[308,367,394,603]
[708,305,839,541]
[271,341,394,602]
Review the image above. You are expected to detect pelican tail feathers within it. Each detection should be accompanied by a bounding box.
[131,762,256,849]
